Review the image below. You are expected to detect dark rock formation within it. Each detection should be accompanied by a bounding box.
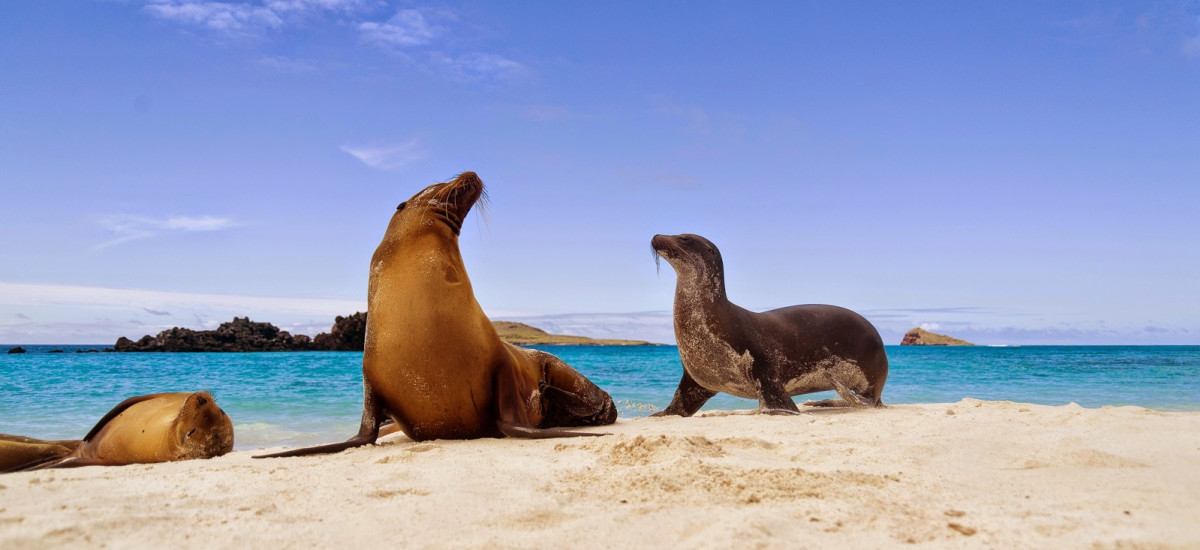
[112,311,643,352]
[6,346,26,354]
[114,317,311,352]
[900,328,976,346]
[311,312,367,351]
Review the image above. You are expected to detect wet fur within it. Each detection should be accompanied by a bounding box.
[650,233,888,416]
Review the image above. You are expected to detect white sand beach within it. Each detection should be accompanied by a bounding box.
[2,399,1198,549]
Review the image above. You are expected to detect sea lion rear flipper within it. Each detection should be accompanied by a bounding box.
[253,382,386,459]
[495,364,608,439]
[829,375,878,408]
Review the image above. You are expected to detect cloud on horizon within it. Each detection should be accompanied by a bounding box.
[0,281,366,344]
[94,214,239,249]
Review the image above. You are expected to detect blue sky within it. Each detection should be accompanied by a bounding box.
[1,1,1198,345]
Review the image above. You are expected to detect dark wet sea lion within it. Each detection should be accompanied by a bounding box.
[256,172,615,459]
[5,392,233,471]
[650,233,888,416]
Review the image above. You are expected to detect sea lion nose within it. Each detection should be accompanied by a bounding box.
[454,171,482,189]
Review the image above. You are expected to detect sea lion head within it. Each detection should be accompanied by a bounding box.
[172,392,234,460]
[384,171,485,241]
[651,233,724,280]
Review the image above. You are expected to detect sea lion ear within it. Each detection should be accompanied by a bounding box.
[182,392,211,413]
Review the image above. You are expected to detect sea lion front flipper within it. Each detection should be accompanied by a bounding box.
[755,376,802,415]
[651,370,717,417]
[496,422,607,439]
[253,381,386,459]
[26,457,109,470]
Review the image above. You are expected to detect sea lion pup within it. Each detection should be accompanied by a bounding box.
[256,172,615,459]
[650,233,888,416]
[6,392,234,471]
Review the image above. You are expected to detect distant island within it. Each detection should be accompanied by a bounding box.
[111,314,656,352]
[900,327,976,346]
[492,321,655,346]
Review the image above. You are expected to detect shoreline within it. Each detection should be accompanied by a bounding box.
[3,399,1198,548]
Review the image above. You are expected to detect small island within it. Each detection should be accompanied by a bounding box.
[111,314,656,352]
[900,327,976,346]
[492,321,655,346]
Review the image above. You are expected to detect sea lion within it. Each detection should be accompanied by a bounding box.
[6,392,234,471]
[650,233,888,416]
[0,435,80,472]
[256,172,615,459]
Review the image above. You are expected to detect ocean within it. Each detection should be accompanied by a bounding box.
[2,345,1198,450]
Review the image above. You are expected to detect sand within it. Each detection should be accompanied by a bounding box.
[2,399,1198,549]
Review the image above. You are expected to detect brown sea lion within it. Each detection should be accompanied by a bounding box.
[256,172,615,459]
[0,435,80,472]
[6,392,234,471]
[650,233,888,416]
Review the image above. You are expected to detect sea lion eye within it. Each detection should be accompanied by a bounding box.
[185,428,196,440]
[397,202,407,211]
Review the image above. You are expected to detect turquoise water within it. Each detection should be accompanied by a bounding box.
[2,345,1197,450]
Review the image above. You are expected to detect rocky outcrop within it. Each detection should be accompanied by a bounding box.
[6,346,26,354]
[311,312,367,351]
[900,328,976,346]
[114,317,309,352]
[113,313,648,351]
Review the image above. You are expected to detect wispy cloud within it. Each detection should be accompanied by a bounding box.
[255,55,318,74]
[142,0,370,37]
[143,308,172,316]
[95,214,239,249]
[427,51,527,83]
[357,8,445,47]
[340,139,427,170]
[134,2,529,82]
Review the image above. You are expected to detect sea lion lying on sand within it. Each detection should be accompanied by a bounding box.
[651,233,888,416]
[0,434,81,472]
[4,391,234,472]
[257,172,615,459]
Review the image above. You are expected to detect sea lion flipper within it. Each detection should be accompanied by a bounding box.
[494,364,607,439]
[81,393,168,442]
[496,421,608,439]
[651,370,716,417]
[253,382,385,459]
[829,374,877,408]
